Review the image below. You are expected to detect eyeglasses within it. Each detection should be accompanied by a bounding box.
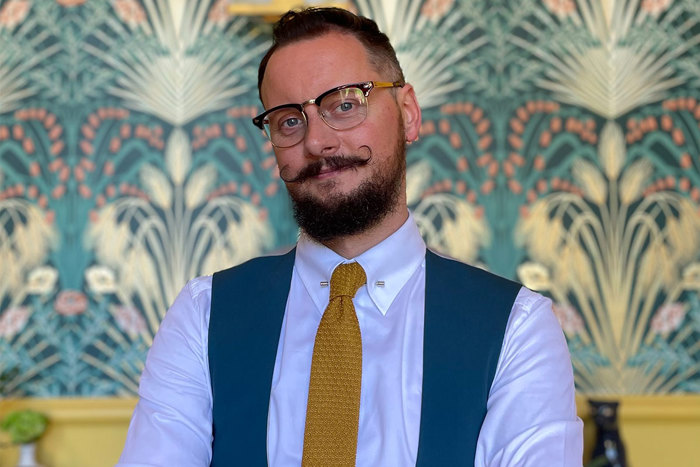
[252,80,405,148]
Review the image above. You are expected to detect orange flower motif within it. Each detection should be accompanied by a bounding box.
[508,134,523,149]
[550,117,562,133]
[552,303,584,335]
[641,0,672,17]
[22,138,34,154]
[476,119,490,135]
[508,179,522,194]
[651,302,686,334]
[0,307,30,339]
[49,125,62,140]
[661,114,673,131]
[242,160,253,175]
[0,0,31,29]
[265,182,278,197]
[691,187,700,202]
[478,134,493,150]
[114,305,147,337]
[539,130,552,147]
[503,161,515,177]
[12,124,24,140]
[208,0,229,27]
[120,123,131,139]
[421,0,454,21]
[510,118,525,134]
[481,180,494,194]
[56,0,86,7]
[55,290,88,316]
[439,119,450,134]
[79,184,92,199]
[544,0,576,19]
[114,0,146,27]
[679,152,693,169]
[52,184,66,199]
[235,136,247,152]
[456,157,468,172]
[109,137,121,153]
[672,128,685,145]
[80,139,94,155]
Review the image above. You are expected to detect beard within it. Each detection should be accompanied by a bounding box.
[287,137,406,243]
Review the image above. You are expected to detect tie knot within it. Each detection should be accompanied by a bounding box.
[330,262,366,299]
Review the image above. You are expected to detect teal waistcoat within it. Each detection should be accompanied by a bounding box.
[209,249,520,466]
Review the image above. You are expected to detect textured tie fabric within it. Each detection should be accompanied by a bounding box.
[302,262,367,466]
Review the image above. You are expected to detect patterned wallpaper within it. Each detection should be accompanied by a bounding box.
[0,0,699,397]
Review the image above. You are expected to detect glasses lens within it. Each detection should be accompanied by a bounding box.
[319,87,368,130]
[264,107,307,147]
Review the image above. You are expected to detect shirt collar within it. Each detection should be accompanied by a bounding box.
[295,212,426,316]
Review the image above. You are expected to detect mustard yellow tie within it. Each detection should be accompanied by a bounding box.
[302,262,366,466]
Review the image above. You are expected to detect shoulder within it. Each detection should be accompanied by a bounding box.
[165,275,213,322]
[184,275,214,302]
[507,287,560,340]
[158,275,214,343]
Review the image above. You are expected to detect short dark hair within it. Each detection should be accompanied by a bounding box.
[257,7,404,100]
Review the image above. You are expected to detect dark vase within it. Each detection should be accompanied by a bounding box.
[587,399,627,467]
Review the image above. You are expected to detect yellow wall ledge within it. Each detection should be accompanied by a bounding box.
[1,395,699,466]
[577,394,700,467]
[0,398,136,467]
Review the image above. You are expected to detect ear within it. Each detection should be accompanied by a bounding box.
[397,83,422,143]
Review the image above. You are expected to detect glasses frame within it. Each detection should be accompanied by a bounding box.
[252,80,405,148]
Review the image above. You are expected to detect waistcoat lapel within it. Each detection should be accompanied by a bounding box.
[209,249,296,466]
[416,250,520,466]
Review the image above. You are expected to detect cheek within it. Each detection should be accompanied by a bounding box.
[365,106,402,143]
[362,121,400,155]
[273,148,301,170]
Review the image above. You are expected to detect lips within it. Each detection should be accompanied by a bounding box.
[316,165,350,178]
[281,154,371,183]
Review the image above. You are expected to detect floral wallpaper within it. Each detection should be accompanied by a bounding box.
[0,0,699,397]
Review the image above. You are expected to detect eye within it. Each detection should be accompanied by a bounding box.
[325,96,362,117]
[268,109,305,135]
[280,116,301,128]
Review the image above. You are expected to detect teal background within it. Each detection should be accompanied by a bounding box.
[1,0,700,396]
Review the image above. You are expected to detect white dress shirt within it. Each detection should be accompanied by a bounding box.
[118,214,583,466]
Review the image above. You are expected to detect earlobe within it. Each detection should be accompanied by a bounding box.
[399,84,422,143]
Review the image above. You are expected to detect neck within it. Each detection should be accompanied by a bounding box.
[318,206,409,259]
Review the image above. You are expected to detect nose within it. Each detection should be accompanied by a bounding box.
[302,105,340,158]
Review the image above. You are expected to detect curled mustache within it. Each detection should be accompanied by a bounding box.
[280,148,372,184]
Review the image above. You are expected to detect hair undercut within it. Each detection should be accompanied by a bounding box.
[257,7,404,100]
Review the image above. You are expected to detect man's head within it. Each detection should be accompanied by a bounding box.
[257,7,404,100]
[255,8,421,246]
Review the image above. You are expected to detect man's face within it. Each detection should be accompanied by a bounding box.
[260,32,419,242]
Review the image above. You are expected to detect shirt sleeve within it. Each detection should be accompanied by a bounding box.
[475,287,583,467]
[117,277,213,467]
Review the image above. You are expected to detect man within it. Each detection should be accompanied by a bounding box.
[119,7,583,466]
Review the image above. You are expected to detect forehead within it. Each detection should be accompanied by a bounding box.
[260,31,381,108]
